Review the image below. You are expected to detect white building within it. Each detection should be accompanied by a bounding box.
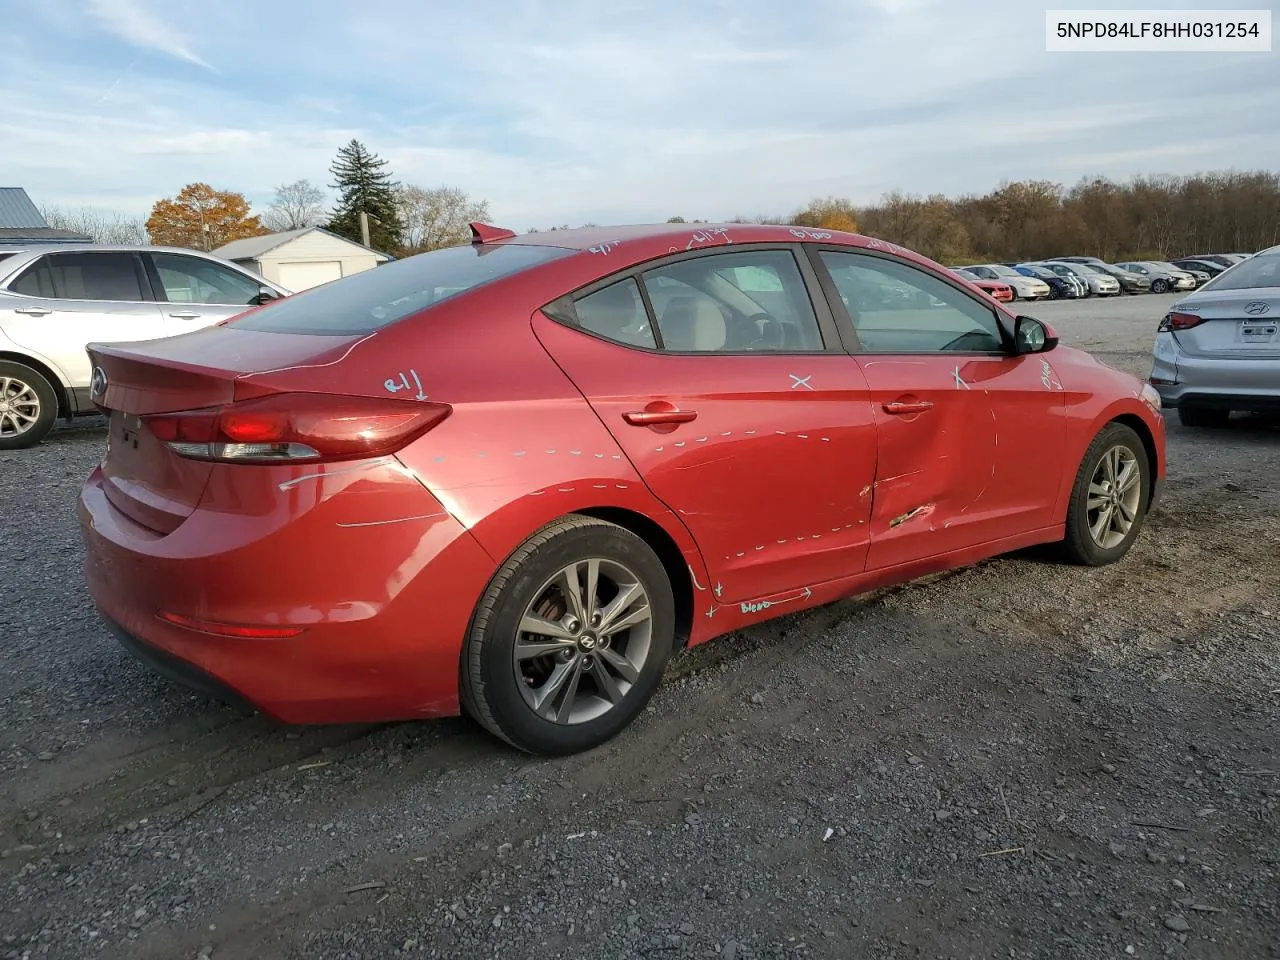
[214,227,392,291]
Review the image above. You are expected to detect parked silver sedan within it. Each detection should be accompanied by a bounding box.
[1117,261,1196,294]
[1149,244,1280,426]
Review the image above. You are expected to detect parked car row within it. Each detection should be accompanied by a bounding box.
[950,252,1256,300]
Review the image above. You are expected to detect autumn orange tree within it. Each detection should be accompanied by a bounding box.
[145,183,268,250]
[793,196,859,233]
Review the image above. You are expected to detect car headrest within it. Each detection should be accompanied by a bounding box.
[660,295,726,352]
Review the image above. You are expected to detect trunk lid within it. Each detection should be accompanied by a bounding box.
[87,326,363,534]
[1172,289,1280,360]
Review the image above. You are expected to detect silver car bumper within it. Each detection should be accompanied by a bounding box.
[1150,332,1280,410]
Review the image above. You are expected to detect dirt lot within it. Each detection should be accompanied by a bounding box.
[2,293,1277,960]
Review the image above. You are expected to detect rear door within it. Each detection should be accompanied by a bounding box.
[0,250,166,386]
[142,251,271,329]
[533,245,879,605]
[811,248,1067,571]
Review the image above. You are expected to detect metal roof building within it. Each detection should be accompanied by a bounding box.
[0,188,93,246]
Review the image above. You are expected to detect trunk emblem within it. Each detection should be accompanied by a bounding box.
[90,366,108,397]
[1243,301,1270,316]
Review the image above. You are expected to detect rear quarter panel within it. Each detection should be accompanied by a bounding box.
[240,266,713,615]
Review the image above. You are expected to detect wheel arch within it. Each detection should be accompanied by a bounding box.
[0,351,71,417]
[575,506,695,651]
[1107,413,1160,511]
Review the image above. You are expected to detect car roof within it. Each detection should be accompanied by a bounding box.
[0,243,246,258]
[495,222,847,251]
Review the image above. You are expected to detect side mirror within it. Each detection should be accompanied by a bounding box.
[251,285,281,306]
[1014,315,1058,354]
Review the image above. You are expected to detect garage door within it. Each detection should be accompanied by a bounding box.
[277,260,344,291]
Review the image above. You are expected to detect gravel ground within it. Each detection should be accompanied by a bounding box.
[2,293,1277,960]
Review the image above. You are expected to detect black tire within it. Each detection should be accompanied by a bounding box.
[1177,405,1230,428]
[1151,279,1169,294]
[460,515,676,755]
[0,360,58,450]
[1048,285,1061,300]
[1060,422,1151,567]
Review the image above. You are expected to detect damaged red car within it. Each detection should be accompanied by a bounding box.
[78,222,1166,755]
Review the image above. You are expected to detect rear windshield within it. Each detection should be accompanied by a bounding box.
[1200,252,1280,291]
[230,242,572,336]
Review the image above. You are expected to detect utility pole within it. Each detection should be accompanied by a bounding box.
[359,210,371,248]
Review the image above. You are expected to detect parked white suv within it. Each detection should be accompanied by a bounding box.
[0,245,290,448]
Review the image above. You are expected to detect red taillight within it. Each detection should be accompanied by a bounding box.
[142,394,452,464]
[1158,311,1204,332]
[157,611,304,639]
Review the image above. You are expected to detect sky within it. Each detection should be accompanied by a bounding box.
[2,0,1277,230]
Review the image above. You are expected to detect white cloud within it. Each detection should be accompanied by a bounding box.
[4,0,1278,229]
[85,0,213,70]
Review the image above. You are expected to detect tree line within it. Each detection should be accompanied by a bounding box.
[44,139,489,258]
[43,160,1280,264]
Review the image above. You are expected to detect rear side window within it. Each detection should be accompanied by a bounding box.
[573,278,657,348]
[9,252,146,301]
[230,243,572,335]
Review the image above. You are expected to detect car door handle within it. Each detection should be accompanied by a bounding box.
[169,312,201,320]
[14,306,52,316]
[882,400,933,415]
[623,408,698,426]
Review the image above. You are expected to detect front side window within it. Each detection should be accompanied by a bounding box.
[819,251,1005,354]
[641,249,824,352]
[150,252,263,305]
[9,252,145,301]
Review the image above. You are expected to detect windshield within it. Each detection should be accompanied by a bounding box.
[230,242,572,336]
[1067,263,1101,274]
[1021,266,1052,279]
[986,264,1020,278]
[1200,251,1280,291]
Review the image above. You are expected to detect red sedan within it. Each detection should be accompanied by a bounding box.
[79,222,1166,755]
[952,268,1014,302]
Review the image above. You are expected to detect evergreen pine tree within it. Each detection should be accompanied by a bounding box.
[327,139,404,251]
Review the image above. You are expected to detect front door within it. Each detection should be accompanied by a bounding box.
[534,246,879,604]
[142,251,271,330]
[812,248,1066,571]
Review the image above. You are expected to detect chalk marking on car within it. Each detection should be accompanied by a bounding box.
[688,566,708,592]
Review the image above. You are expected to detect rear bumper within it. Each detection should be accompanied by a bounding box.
[1166,392,1280,413]
[1150,336,1280,409]
[106,617,253,708]
[78,460,498,724]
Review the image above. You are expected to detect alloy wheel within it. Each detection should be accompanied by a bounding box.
[1086,446,1142,549]
[0,376,41,439]
[513,558,653,724]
